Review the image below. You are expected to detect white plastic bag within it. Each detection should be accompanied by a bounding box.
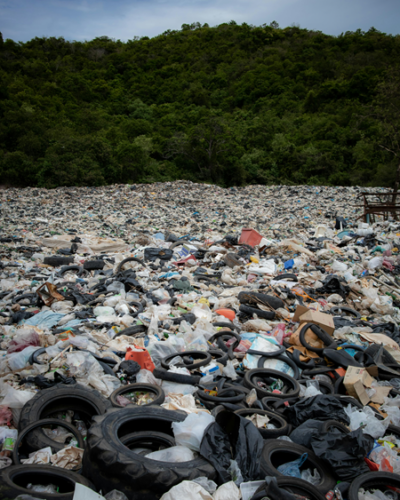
[146,445,196,462]
[213,482,240,500]
[344,404,389,439]
[172,412,215,451]
[160,481,213,500]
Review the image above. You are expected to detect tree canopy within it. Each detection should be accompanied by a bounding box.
[0,23,399,187]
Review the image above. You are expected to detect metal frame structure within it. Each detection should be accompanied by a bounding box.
[357,191,400,223]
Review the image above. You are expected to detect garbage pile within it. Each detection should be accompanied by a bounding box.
[1,181,400,499]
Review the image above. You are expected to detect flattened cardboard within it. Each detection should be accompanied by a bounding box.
[344,365,392,405]
[292,305,335,335]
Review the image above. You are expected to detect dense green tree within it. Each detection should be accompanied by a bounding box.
[0,24,399,187]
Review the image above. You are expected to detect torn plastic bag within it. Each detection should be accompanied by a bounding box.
[159,480,213,500]
[310,428,374,481]
[283,395,350,427]
[199,410,264,485]
[172,412,215,451]
[289,419,324,448]
[344,404,389,438]
[7,331,40,354]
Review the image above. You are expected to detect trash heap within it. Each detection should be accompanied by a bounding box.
[1,182,400,500]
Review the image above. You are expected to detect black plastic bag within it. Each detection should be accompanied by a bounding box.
[316,275,350,299]
[20,373,76,388]
[335,217,347,230]
[200,410,264,484]
[311,428,374,481]
[144,248,173,262]
[289,419,324,448]
[283,395,350,427]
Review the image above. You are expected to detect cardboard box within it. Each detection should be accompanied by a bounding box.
[293,305,335,335]
[344,366,392,405]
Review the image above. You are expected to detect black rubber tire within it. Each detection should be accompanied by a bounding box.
[110,383,165,408]
[273,274,298,282]
[334,376,346,395]
[82,406,216,500]
[114,324,147,338]
[98,360,118,377]
[13,418,84,466]
[249,344,286,357]
[209,330,241,352]
[348,472,400,500]
[116,256,147,273]
[13,293,36,304]
[385,424,400,440]
[258,354,300,380]
[129,300,144,317]
[28,346,47,365]
[299,323,337,354]
[212,321,240,332]
[239,304,275,320]
[252,477,326,500]
[161,350,211,371]
[152,368,201,385]
[330,306,361,318]
[260,439,336,495]
[83,260,105,270]
[291,348,316,369]
[19,384,111,453]
[120,430,175,451]
[43,256,74,267]
[261,396,298,414]
[0,464,94,500]
[234,408,290,438]
[58,265,84,277]
[238,291,284,310]
[244,368,300,399]
[320,419,350,433]
[196,386,247,405]
[208,349,228,366]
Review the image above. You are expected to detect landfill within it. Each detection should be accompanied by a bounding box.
[1,181,400,499]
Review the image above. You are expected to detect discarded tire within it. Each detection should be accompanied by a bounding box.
[120,430,176,452]
[13,418,85,465]
[19,384,111,452]
[43,256,74,267]
[0,464,94,500]
[83,259,105,270]
[260,439,336,494]
[348,471,400,500]
[161,350,211,370]
[110,383,165,408]
[83,406,216,499]
[244,368,300,399]
[252,477,326,500]
[153,367,201,385]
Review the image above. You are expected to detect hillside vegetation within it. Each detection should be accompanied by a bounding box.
[0,22,399,188]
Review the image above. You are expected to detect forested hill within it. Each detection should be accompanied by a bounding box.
[0,23,399,188]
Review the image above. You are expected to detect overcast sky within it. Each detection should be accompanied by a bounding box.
[1,0,399,43]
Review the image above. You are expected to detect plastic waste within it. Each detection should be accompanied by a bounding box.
[146,445,196,462]
[277,453,307,478]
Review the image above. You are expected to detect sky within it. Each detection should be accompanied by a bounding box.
[1,0,399,43]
